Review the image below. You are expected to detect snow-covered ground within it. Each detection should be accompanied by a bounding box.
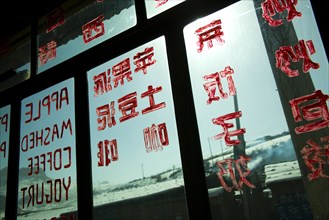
[207,133,296,171]
[2,132,299,219]
[264,160,301,184]
[94,177,184,206]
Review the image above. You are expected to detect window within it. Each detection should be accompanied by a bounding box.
[87,35,189,219]
[0,105,10,219]
[0,0,328,219]
[18,78,78,219]
[144,0,186,18]
[37,0,137,74]
[184,1,328,219]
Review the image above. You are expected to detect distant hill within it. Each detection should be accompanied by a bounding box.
[1,166,51,187]
[205,133,296,172]
[18,167,50,183]
[0,167,8,186]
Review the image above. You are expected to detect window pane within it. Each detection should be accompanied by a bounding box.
[0,27,31,92]
[144,0,186,19]
[37,0,137,74]
[0,104,10,219]
[87,36,189,219]
[183,0,328,219]
[17,78,78,220]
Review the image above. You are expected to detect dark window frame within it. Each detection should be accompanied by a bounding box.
[1,0,328,219]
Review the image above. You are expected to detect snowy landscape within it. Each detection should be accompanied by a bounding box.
[0,131,300,219]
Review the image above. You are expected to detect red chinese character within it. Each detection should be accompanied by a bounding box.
[46,41,57,59]
[96,101,116,131]
[133,47,156,74]
[82,15,105,43]
[294,40,320,73]
[46,7,65,33]
[235,155,256,190]
[212,111,246,146]
[155,0,168,8]
[141,85,166,114]
[203,66,236,104]
[38,40,57,66]
[195,19,225,53]
[112,58,132,88]
[275,40,320,77]
[289,90,329,134]
[216,158,237,192]
[275,46,299,77]
[118,92,139,122]
[261,0,302,27]
[301,139,329,181]
[97,139,118,167]
[216,156,255,192]
[143,123,169,152]
[321,136,329,143]
[93,69,112,96]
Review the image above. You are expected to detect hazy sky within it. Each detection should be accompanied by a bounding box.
[19,78,77,181]
[38,5,137,74]
[144,0,185,18]
[13,0,328,210]
[183,0,328,158]
[87,36,184,185]
[18,0,328,184]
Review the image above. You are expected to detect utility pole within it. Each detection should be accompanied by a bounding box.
[233,90,250,220]
[253,1,329,219]
[208,137,214,166]
[141,163,145,179]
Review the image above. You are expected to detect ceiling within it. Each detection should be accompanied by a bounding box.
[0,0,327,57]
[0,0,65,43]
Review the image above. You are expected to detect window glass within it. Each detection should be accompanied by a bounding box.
[87,35,189,219]
[144,0,186,19]
[37,0,137,74]
[0,27,31,92]
[17,78,78,220]
[183,0,328,219]
[0,105,10,219]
